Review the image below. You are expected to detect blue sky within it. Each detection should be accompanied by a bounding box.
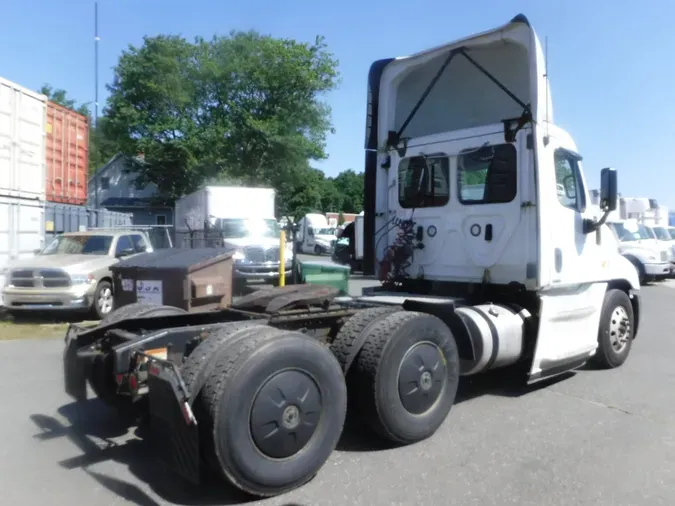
[3,0,674,206]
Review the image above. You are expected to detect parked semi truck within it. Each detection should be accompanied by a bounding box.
[295,213,337,255]
[62,15,640,499]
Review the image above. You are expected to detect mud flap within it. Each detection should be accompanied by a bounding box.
[147,363,200,484]
[63,331,88,402]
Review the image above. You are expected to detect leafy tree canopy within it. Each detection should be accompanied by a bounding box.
[102,31,341,204]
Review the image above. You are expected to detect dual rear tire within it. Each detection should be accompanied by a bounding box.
[185,309,459,498]
[333,309,460,444]
[184,324,347,497]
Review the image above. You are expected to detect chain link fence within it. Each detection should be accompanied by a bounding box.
[174,229,229,249]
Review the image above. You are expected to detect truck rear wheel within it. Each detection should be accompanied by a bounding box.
[592,289,634,369]
[201,329,347,497]
[351,310,460,445]
[330,306,400,374]
[181,321,269,403]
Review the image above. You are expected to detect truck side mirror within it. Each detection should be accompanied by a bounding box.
[584,167,618,236]
[600,168,618,211]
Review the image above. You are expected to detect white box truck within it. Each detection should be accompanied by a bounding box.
[174,186,292,286]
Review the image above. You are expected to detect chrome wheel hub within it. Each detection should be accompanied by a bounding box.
[609,306,630,352]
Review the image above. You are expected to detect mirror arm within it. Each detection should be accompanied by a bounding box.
[583,206,611,235]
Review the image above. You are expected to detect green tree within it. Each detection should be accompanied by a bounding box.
[337,211,345,226]
[102,31,340,202]
[331,170,365,213]
[39,84,90,115]
[319,177,343,212]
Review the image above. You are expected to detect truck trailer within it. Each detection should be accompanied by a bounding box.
[62,14,641,499]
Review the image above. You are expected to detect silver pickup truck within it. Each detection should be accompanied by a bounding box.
[1,229,153,319]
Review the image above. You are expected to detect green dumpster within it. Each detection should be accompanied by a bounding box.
[298,260,350,295]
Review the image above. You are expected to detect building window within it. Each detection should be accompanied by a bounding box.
[100,177,110,190]
[156,215,167,225]
[398,155,450,209]
[134,178,144,191]
[554,148,586,212]
[458,144,517,205]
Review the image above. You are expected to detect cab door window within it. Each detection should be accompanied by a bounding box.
[398,155,450,209]
[457,144,517,205]
[554,149,586,212]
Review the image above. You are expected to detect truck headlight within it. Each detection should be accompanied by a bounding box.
[233,250,246,262]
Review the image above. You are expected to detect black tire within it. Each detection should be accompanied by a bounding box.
[351,310,460,445]
[201,330,347,497]
[314,245,321,255]
[592,289,634,369]
[330,306,400,373]
[89,303,188,411]
[92,280,114,319]
[181,321,269,400]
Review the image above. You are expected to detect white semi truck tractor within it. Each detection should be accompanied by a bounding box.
[64,14,641,499]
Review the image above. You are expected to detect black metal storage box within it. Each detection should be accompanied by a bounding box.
[110,248,234,312]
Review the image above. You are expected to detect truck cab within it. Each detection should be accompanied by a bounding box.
[296,213,337,255]
[607,219,671,282]
[362,14,641,381]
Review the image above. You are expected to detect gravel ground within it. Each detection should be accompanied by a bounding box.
[2,272,675,505]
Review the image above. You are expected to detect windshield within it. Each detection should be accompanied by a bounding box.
[610,223,651,242]
[644,226,656,239]
[41,235,113,255]
[216,218,280,239]
[669,228,675,239]
[652,226,671,241]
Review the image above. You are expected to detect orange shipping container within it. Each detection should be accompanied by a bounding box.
[45,101,89,205]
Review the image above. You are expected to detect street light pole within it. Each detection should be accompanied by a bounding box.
[93,1,100,216]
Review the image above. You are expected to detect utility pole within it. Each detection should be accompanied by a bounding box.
[93,1,100,214]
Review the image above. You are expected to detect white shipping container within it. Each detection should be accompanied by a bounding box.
[0,76,47,200]
[175,186,276,232]
[0,196,44,306]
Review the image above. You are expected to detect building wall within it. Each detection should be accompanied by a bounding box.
[88,155,161,207]
[114,207,174,226]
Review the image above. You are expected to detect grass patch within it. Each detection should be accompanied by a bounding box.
[0,309,99,341]
[0,320,70,340]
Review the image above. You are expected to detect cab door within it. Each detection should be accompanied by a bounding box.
[528,127,606,382]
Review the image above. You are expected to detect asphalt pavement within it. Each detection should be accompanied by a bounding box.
[2,277,675,506]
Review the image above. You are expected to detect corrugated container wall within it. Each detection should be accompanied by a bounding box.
[44,202,89,244]
[0,77,47,200]
[0,196,44,306]
[45,101,89,205]
[89,208,132,229]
